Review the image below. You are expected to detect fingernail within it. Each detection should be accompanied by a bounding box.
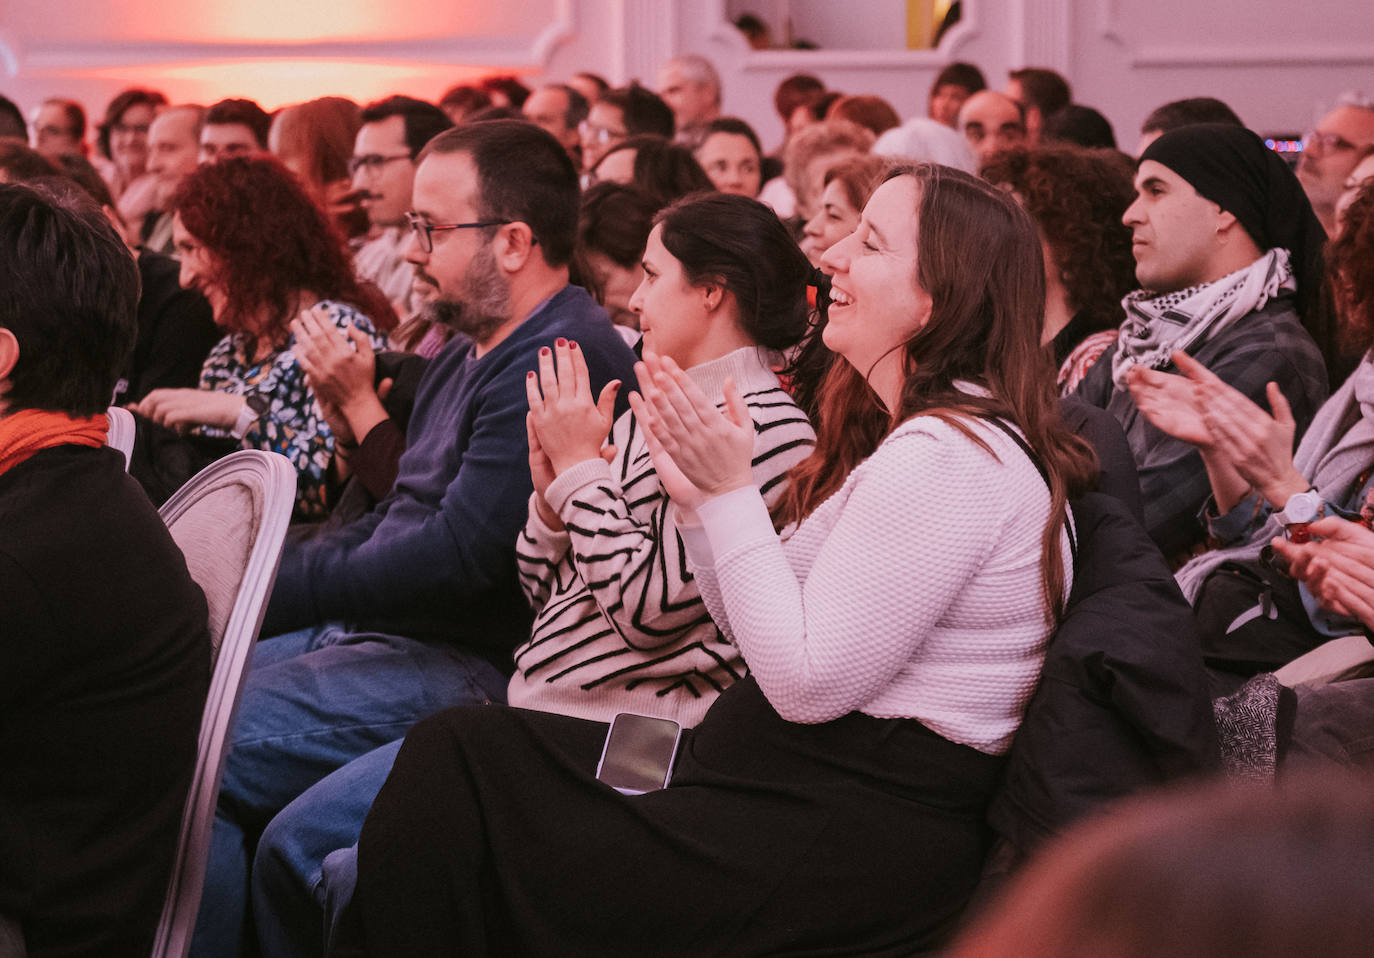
[540,346,550,356]
[527,371,535,378]
[555,337,567,347]
[569,340,579,350]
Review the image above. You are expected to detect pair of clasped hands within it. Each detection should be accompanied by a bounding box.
[524,338,755,531]
[1128,349,1374,628]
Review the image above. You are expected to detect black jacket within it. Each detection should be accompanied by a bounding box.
[988,491,1221,858]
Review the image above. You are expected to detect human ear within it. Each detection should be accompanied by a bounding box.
[496,222,536,272]
[0,328,19,407]
[700,282,724,313]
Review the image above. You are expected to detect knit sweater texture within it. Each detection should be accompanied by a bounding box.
[682,413,1072,755]
[511,347,815,725]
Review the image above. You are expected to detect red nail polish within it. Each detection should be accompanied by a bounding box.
[555,337,567,347]
[540,346,550,356]
[527,371,535,378]
[569,341,579,350]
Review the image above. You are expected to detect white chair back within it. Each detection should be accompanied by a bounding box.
[149,450,296,958]
[105,405,135,470]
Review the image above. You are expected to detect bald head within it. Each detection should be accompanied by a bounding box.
[147,105,204,209]
[958,91,1026,165]
[657,55,721,136]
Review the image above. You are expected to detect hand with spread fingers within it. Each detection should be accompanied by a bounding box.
[524,338,622,478]
[1194,373,1307,508]
[292,304,391,446]
[631,350,756,503]
[1126,354,1215,449]
[1272,517,1374,627]
[131,387,245,432]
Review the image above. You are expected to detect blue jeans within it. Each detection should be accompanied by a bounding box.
[252,740,400,958]
[187,624,508,958]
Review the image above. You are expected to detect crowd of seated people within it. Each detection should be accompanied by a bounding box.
[2,50,1374,958]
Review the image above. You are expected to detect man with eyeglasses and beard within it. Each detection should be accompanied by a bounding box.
[349,95,452,317]
[186,120,639,958]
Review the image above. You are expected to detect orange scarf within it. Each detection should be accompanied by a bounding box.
[0,408,109,477]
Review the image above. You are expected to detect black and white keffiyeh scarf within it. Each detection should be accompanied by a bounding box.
[1110,248,1296,389]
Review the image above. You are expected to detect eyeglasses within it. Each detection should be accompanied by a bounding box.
[348,153,413,177]
[579,120,627,143]
[404,211,511,253]
[1302,130,1360,154]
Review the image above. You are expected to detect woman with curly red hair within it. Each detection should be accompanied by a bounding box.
[981,145,1138,393]
[132,156,393,517]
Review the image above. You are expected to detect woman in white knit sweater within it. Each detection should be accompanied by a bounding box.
[341,165,1097,956]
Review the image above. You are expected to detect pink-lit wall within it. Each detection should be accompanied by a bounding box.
[2,0,1371,154]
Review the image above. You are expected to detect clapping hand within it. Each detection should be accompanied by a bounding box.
[627,350,755,513]
[292,305,391,447]
[1272,517,1374,628]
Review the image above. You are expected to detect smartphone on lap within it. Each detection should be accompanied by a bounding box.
[595,712,683,795]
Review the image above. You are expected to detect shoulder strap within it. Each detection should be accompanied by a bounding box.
[981,416,1077,561]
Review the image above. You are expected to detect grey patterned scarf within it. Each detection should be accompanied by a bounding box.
[1111,248,1296,388]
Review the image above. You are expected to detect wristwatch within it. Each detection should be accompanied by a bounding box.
[231,395,270,439]
[1276,488,1322,543]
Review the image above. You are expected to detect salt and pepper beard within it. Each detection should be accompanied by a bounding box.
[423,240,512,345]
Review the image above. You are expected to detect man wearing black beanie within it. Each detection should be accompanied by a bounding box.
[1076,124,1331,560]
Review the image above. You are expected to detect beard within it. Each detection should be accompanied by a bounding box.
[423,242,511,344]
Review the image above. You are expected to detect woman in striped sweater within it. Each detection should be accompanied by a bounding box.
[512,191,816,726]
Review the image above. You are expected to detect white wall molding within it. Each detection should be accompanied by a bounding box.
[1014,0,1073,72]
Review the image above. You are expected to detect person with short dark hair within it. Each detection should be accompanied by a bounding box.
[1042,103,1117,149]
[694,115,764,197]
[566,71,609,106]
[929,61,986,127]
[1007,67,1072,145]
[194,120,638,958]
[1137,96,1244,154]
[200,97,271,163]
[477,74,530,110]
[591,133,714,206]
[351,95,453,317]
[437,83,490,125]
[0,94,26,139]
[0,180,209,958]
[580,82,675,172]
[521,82,588,163]
[30,97,85,160]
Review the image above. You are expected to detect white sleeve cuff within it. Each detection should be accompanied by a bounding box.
[697,485,776,559]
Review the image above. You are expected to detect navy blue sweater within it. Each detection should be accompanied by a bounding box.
[263,285,639,667]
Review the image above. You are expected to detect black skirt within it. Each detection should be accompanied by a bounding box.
[349,677,1003,957]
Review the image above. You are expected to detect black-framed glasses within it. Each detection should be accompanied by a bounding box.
[348,153,414,177]
[404,211,511,253]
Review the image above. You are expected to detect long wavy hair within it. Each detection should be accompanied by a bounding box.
[775,163,1098,622]
[170,156,393,345]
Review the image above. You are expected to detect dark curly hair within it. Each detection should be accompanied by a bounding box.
[1328,178,1374,356]
[170,156,394,343]
[980,145,1137,339]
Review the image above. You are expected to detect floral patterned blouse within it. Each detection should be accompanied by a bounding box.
[196,300,386,518]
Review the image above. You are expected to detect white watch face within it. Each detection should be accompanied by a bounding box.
[1283,491,1321,525]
